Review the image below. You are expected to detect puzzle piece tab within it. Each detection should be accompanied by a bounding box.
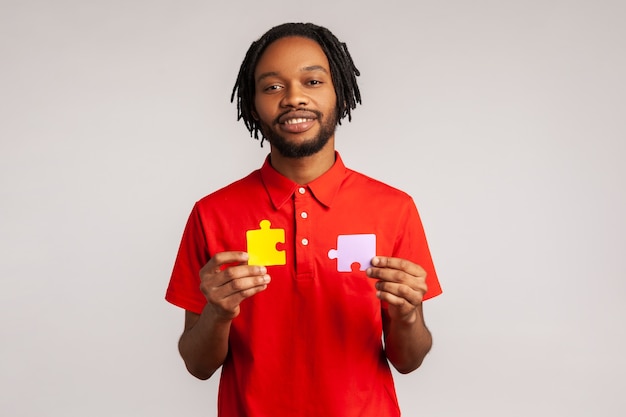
[246,220,286,266]
[328,234,376,272]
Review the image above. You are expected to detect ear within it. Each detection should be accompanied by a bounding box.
[251,109,259,120]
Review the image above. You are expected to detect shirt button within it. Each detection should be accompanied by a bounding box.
[301,238,309,246]
[298,187,306,195]
[300,211,308,219]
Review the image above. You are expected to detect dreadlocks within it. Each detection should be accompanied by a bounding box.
[230,22,362,147]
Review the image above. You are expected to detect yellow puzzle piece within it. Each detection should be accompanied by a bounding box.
[246,220,286,266]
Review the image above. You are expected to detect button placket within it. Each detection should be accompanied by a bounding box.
[294,186,314,277]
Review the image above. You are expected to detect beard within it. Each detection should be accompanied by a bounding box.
[260,108,338,158]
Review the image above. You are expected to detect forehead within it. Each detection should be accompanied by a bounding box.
[254,36,330,79]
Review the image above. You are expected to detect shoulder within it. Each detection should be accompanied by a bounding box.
[344,167,414,203]
[195,169,262,208]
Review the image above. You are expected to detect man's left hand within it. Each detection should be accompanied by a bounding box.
[366,256,428,323]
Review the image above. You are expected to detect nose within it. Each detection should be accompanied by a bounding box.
[280,83,309,108]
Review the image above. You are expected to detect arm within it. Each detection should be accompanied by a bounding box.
[178,251,270,379]
[367,256,432,374]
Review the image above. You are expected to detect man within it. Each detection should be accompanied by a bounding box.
[166,22,442,417]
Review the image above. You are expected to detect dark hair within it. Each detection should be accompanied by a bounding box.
[231,22,362,146]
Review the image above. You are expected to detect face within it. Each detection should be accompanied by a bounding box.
[253,36,338,158]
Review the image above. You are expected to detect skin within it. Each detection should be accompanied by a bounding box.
[253,36,339,184]
[178,36,432,380]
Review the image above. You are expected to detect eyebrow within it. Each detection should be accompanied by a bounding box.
[256,65,330,83]
[302,65,329,74]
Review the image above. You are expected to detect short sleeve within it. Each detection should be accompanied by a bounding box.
[165,203,211,314]
[393,198,442,301]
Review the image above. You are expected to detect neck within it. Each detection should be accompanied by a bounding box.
[269,139,336,185]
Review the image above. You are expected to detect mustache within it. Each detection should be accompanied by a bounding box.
[274,108,323,125]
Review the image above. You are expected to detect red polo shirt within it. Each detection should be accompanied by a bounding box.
[166,152,442,417]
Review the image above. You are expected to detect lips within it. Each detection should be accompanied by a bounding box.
[277,110,319,133]
[278,110,318,124]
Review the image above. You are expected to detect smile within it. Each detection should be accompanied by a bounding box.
[284,118,314,125]
[278,117,316,133]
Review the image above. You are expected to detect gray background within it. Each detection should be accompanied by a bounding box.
[1,0,625,416]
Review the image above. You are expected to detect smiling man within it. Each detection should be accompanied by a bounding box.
[253,36,338,162]
[166,23,442,417]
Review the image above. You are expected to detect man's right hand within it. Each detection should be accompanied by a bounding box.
[199,251,271,321]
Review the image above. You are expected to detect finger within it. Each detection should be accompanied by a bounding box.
[367,258,426,289]
[367,264,425,288]
[366,264,404,283]
[205,270,271,306]
[221,270,271,294]
[377,290,417,312]
[370,256,424,276]
[206,278,270,320]
[206,251,250,271]
[202,263,268,292]
[378,293,423,324]
[218,263,268,283]
[376,281,426,305]
[200,253,266,296]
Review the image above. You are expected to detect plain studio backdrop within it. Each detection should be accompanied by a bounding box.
[1,1,624,416]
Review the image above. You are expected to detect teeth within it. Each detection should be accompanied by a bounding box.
[284,118,312,125]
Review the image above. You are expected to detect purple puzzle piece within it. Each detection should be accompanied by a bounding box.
[328,234,376,272]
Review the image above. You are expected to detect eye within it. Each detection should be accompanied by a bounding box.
[263,84,283,93]
[308,80,323,86]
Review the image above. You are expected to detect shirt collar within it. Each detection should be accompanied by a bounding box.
[260,151,348,210]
